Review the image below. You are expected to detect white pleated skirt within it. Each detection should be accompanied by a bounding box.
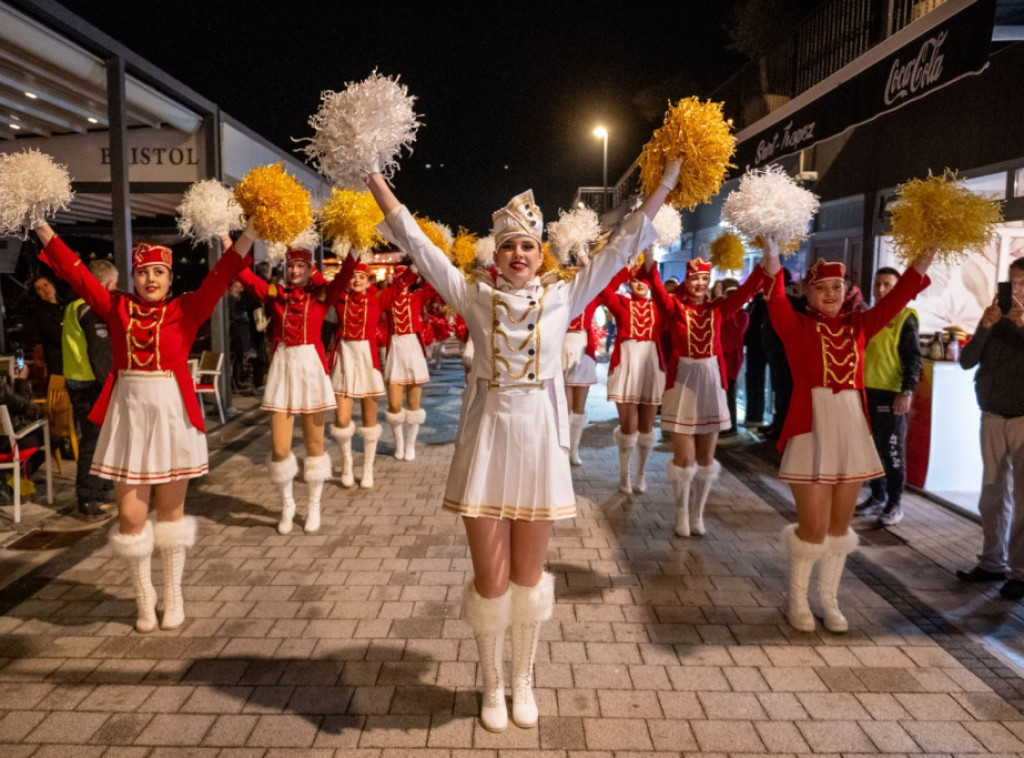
[607,340,665,405]
[779,387,883,484]
[331,340,386,398]
[444,380,576,521]
[92,371,208,484]
[661,356,731,435]
[262,344,336,414]
[562,331,597,386]
[384,333,430,385]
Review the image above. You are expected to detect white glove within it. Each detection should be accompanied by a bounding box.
[240,217,258,243]
[361,156,383,182]
[28,207,48,229]
[766,238,780,257]
[659,159,682,191]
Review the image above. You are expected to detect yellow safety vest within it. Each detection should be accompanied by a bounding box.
[863,307,916,392]
[61,299,95,382]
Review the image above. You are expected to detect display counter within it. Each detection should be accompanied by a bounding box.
[905,359,983,514]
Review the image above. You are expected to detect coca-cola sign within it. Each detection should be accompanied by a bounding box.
[884,32,947,106]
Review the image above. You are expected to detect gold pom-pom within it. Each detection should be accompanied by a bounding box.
[320,188,383,252]
[451,227,478,271]
[415,215,453,254]
[710,232,746,271]
[538,241,573,281]
[233,163,313,245]
[639,97,736,210]
[889,169,1003,266]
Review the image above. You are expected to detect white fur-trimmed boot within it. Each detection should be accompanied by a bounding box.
[463,581,511,733]
[302,454,331,534]
[404,408,426,461]
[358,424,383,488]
[782,524,826,632]
[668,461,697,537]
[109,520,157,633]
[153,516,197,631]
[634,430,657,493]
[330,424,356,488]
[267,454,298,535]
[568,412,587,466]
[385,409,406,460]
[691,460,721,536]
[614,427,638,495]
[510,572,554,729]
[819,529,858,633]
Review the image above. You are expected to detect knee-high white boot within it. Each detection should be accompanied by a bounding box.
[668,462,697,537]
[385,409,406,460]
[302,454,331,534]
[358,424,383,488]
[153,516,197,631]
[568,412,587,467]
[691,460,721,536]
[510,572,554,729]
[614,427,638,495]
[330,424,356,488]
[267,454,298,535]
[109,521,157,633]
[463,581,511,732]
[634,430,657,493]
[782,524,826,632]
[404,409,426,461]
[819,529,858,633]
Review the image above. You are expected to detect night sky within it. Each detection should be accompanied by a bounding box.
[61,1,756,232]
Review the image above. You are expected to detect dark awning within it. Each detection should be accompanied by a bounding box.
[733,0,997,171]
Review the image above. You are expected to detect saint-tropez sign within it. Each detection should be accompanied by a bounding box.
[733,0,996,171]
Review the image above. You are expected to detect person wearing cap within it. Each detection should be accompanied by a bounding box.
[601,261,665,495]
[32,220,255,634]
[365,159,679,733]
[236,245,347,536]
[641,256,767,537]
[761,249,932,634]
[562,251,601,467]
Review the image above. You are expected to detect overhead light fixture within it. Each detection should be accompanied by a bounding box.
[87,117,98,124]
[24,91,37,99]
[10,123,20,130]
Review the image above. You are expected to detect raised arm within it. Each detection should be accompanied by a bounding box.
[34,225,115,321]
[717,263,770,320]
[763,267,802,337]
[639,263,678,320]
[860,267,931,340]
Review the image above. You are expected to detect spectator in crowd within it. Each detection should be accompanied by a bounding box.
[956,257,1024,601]
[858,266,922,526]
[26,273,66,376]
[743,292,768,427]
[249,261,272,390]
[718,278,750,437]
[62,259,118,521]
[226,279,252,393]
[760,267,799,440]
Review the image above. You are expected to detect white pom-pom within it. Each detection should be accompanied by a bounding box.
[0,149,74,237]
[721,165,820,249]
[176,179,243,245]
[652,205,683,248]
[475,235,495,268]
[268,226,321,263]
[547,207,601,263]
[302,70,422,189]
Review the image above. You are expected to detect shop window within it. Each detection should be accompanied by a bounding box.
[962,171,1006,199]
[1015,167,1024,197]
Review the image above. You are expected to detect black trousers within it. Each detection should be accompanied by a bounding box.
[66,380,112,505]
[866,388,908,507]
[744,347,767,423]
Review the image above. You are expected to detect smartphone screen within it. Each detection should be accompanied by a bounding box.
[14,350,24,372]
[997,281,1013,314]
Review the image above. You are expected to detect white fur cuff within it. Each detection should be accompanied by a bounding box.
[153,516,197,551]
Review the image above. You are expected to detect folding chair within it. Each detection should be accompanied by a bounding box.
[0,404,53,524]
[193,351,225,425]
[45,375,78,472]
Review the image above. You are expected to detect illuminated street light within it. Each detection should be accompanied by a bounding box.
[593,126,608,212]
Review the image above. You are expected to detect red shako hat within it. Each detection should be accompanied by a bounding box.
[353,260,371,275]
[131,243,173,271]
[805,258,846,285]
[686,257,712,276]
[285,248,313,266]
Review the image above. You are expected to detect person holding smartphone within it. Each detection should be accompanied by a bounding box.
[956,257,1024,601]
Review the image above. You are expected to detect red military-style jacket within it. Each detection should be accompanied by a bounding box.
[600,267,663,374]
[385,267,430,349]
[236,254,354,372]
[567,295,602,360]
[764,265,929,453]
[41,235,248,433]
[331,260,419,369]
[642,264,766,390]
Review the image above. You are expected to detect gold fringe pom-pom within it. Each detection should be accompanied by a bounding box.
[415,215,453,254]
[639,97,736,211]
[450,228,478,271]
[321,188,383,252]
[710,232,746,271]
[233,163,313,245]
[889,169,1004,266]
[752,235,800,256]
[538,241,572,280]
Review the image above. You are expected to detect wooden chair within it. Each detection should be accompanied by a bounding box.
[0,357,14,378]
[0,404,53,524]
[44,375,78,473]
[193,351,225,425]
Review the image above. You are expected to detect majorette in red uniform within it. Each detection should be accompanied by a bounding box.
[641,256,767,537]
[327,256,398,489]
[34,220,254,634]
[562,253,602,467]
[383,266,431,462]
[236,246,349,536]
[763,252,931,634]
[601,263,665,495]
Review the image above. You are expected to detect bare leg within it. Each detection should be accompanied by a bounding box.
[335,395,354,428]
[360,397,379,428]
[694,431,718,466]
[670,432,696,467]
[152,479,188,522]
[115,482,152,534]
[405,384,423,411]
[509,520,554,586]
[791,482,833,543]
[616,402,639,435]
[570,386,589,415]
[299,412,326,456]
[387,384,404,414]
[270,412,296,462]
[637,403,658,434]
[464,516,512,597]
[828,481,862,536]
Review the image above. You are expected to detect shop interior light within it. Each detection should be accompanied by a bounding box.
[9,123,20,129]
[87,117,98,123]
[23,91,37,99]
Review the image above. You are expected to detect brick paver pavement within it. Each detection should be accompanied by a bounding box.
[2,359,1024,756]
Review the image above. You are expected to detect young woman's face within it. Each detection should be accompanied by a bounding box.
[287,260,311,287]
[628,278,650,298]
[133,265,172,303]
[685,272,711,301]
[495,236,542,287]
[807,279,846,317]
[350,271,371,293]
[33,278,57,303]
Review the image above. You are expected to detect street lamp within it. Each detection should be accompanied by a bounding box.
[593,126,608,212]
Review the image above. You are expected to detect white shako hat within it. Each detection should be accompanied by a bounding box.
[491,189,543,248]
